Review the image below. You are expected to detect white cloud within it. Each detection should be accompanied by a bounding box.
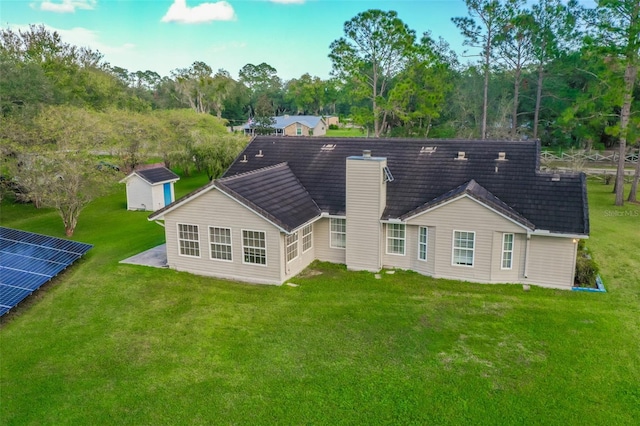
[161,0,236,24]
[270,0,305,4]
[32,0,97,13]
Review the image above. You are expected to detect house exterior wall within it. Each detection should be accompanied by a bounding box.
[163,189,283,284]
[281,222,317,282]
[345,156,386,271]
[404,196,527,283]
[311,121,327,136]
[125,175,153,211]
[524,235,578,289]
[314,218,346,264]
[284,123,309,136]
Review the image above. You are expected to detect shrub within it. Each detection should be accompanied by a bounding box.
[575,244,600,287]
[328,124,339,130]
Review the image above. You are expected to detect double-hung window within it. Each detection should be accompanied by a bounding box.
[418,227,428,261]
[386,224,406,255]
[501,233,514,269]
[302,224,313,252]
[330,218,346,249]
[242,230,266,265]
[209,227,232,261]
[286,232,298,262]
[178,224,200,257]
[452,230,475,266]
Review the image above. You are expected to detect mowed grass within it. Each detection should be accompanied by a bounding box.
[1,177,639,425]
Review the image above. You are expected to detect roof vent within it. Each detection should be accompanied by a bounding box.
[552,173,561,182]
[420,146,437,154]
[363,149,371,158]
[240,155,248,163]
[383,166,394,183]
[321,144,336,151]
[255,150,264,158]
[456,151,467,160]
[497,152,506,160]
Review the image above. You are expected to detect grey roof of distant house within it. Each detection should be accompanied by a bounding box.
[134,167,180,185]
[242,115,324,130]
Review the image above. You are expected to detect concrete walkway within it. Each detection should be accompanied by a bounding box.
[120,244,168,268]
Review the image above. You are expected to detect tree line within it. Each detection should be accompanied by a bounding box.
[1,0,639,237]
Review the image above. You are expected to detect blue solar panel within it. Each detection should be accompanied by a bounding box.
[0,227,92,315]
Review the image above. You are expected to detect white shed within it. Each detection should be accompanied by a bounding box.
[120,166,180,211]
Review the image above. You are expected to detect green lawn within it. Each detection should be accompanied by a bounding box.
[1,177,639,425]
[325,127,367,137]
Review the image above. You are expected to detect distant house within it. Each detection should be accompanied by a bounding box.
[120,166,179,211]
[149,136,589,289]
[325,116,339,127]
[242,115,327,137]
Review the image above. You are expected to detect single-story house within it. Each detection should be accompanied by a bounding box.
[242,115,327,137]
[120,166,180,211]
[149,137,589,289]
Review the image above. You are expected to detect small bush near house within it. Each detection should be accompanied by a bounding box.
[575,240,600,287]
[329,124,339,130]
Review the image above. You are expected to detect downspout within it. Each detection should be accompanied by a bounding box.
[523,232,531,279]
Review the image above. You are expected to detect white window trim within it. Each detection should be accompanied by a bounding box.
[177,223,200,258]
[286,232,299,263]
[385,223,406,256]
[208,226,233,262]
[451,230,475,267]
[418,226,428,261]
[329,218,346,249]
[241,229,267,267]
[302,224,313,253]
[501,233,514,270]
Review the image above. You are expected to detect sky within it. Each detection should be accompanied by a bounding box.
[1,0,597,81]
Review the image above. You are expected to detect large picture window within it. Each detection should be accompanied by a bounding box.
[330,218,346,249]
[286,232,298,262]
[302,224,313,252]
[209,227,232,261]
[418,227,428,261]
[452,230,475,266]
[178,223,200,257]
[501,233,514,269]
[242,230,266,265]
[386,223,406,255]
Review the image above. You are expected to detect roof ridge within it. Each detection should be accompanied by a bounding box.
[219,162,289,182]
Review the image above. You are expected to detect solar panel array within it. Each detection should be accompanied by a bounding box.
[0,227,93,316]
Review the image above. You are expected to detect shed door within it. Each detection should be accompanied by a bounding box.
[163,183,171,206]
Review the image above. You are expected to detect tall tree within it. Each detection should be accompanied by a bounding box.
[329,9,416,137]
[529,0,579,139]
[586,0,640,204]
[494,0,534,139]
[453,0,510,139]
[8,106,117,236]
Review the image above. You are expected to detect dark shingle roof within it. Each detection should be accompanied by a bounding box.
[136,167,179,184]
[401,179,535,229]
[222,136,588,235]
[215,163,320,232]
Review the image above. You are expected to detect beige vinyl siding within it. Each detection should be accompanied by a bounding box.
[524,236,577,289]
[314,218,346,264]
[281,225,317,281]
[163,188,282,284]
[311,121,326,136]
[490,232,526,283]
[345,157,386,271]
[284,123,309,136]
[406,196,526,283]
[125,175,153,211]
